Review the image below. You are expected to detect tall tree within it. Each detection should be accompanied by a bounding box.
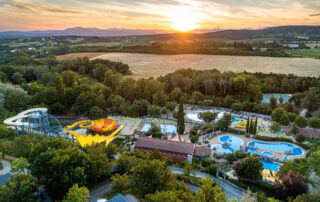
[177,100,185,142]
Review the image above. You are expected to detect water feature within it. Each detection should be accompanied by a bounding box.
[260,159,281,171]
[140,123,177,134]
[211,135,244,153]
[262,94,291,104]
[246,147,274,157]
[248,141,304,160]
[186,111,242,123]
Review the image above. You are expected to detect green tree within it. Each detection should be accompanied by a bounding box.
[271,107,286,122]
[145,189,195,202]
[111,174,130,194]
[270,96,277,109]
[291,124,299,134]
[231,102,243,112]
[279,158,309,176]
[147,105,161,117]
[62,70,77,88]
[196,178,227,202]
[294,116,307,128]
[62,184,90,202]
[89,106,105,119]
[279,113,290,126]
[165,101,176,112]
[146,123,163,138]
[177,100,185,139]
[129,159,174,198]
[271,122,281,133]
[288,112,298,122]
[30,147,89,200]
[216,113,232,131]
[104,70,123,90]
[10,157,28,173]
[291,193,320,202]
[232,155,263,182]
[0,174,38,202]
[279,96,284,104]
[199,111,218,123]
[153,91,169,107]
[302,87,320,113]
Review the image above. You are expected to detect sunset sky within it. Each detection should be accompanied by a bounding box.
[0,0,319,31]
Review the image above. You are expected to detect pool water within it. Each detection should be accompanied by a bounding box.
[248,141,303,160]
[211,144,234,154]
[260,159,281,171]
[246,147,274,157]
[140,123,177,134]
[211,135,244,153]
[262,94,291,104]
[186,111,242,123]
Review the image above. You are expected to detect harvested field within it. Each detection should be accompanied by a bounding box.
[56,52,106,61]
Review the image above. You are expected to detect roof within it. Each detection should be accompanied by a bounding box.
[135,137,211,157]
[194,146,211,157]
[108,193,128,202]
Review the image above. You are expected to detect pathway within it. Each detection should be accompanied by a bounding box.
[89,181,111,202]
[170,166,245,201]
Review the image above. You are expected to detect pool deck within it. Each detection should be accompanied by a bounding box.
[199,133,306,162]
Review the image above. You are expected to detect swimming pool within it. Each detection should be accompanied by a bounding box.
[262,94,291,104]
[140,123,177,134]
[186,111,242,123]
[260,159,281,171]
[211,135,244,153]
[248,141,304,160]
[246,147,274,157]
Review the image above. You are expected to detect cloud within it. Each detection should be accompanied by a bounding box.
[7,0,83,14]
[309,13,320,16]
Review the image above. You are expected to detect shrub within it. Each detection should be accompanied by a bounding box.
[279,113,290,126]
[291,124,299,134]
[228,127,246,135]
[295,133,306,143]
[270,122,281,133]
[294,116,307,128]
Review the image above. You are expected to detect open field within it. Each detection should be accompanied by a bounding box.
[93,52,320,78]
[56,52,106,61]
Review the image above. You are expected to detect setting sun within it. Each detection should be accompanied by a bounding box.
[170,8,200,32]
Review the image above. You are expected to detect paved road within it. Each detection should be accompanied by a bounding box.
[89,181,111,202]
[170,166,245,201]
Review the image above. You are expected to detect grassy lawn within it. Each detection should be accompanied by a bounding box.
[285,49,320,58]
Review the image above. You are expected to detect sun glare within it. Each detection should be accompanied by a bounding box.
[170,8,200,32]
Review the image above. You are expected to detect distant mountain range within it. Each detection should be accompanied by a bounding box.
[0,26,319,39]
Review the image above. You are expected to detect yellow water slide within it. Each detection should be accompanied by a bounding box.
[64,120,125,147]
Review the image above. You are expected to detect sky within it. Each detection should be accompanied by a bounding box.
[0,0,319,31]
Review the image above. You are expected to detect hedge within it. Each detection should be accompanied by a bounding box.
[229,179,278,199]
[228,128,246,135]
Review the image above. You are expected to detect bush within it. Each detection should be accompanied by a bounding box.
[279,113,290,126]
[231,102,243,112]
[294,116,307,128]
[201,124,214,133]
[295,133,306,143]
[288,112,298,122]
[190,135,198,143]
[291,124,299,134]
[270,122,281,133]
[203,164,218,176]
[228,127,246,135]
